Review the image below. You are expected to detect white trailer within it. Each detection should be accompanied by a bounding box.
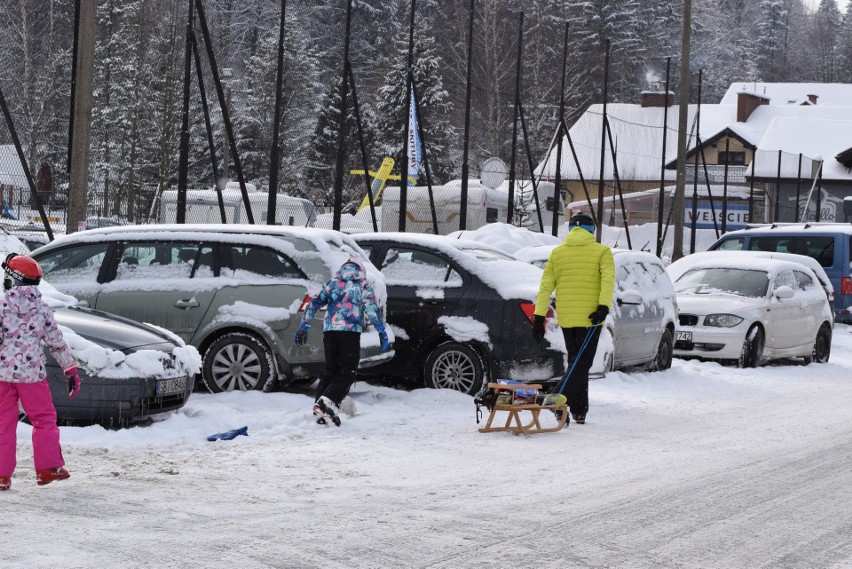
[158,188,316,227]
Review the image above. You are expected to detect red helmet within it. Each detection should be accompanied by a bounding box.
[3,253,43,286]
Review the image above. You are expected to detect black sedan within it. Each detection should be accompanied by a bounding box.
[39,304,197,428]
[352,233,565,395]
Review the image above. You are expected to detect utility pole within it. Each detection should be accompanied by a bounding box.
[67,0,96,234]
[672,0,692,260]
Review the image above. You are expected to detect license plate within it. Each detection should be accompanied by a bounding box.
[157,376,188,396]
[676,331,693,342]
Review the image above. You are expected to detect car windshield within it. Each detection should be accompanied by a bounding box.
[676,267,769,298]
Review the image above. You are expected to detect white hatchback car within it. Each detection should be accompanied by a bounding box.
[666,255,833,367]
[514,246,678,376]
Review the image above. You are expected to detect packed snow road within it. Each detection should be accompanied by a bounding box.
[6,328,852,569]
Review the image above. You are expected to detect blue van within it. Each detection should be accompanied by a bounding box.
[708,223,852,323]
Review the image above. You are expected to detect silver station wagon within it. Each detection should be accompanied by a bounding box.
[31,225,393,393]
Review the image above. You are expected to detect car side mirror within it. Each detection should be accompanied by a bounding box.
[774,286,795,299]
[617,289,643,306]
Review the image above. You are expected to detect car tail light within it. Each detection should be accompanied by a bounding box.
[299,294,312,311]
[841,277,852,296]
[519,302,553,324]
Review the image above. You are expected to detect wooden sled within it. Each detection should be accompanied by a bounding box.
[478,382,568,434]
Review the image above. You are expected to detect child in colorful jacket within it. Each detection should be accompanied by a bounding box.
[294,257,388,426]
[0,254,81,491]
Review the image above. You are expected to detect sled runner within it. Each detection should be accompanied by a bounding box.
[476,382,568,434]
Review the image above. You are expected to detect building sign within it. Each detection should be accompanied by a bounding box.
[686,201,749,230]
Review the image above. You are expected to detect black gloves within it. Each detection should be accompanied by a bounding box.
[589,305,609,326]
[532,315,546,343]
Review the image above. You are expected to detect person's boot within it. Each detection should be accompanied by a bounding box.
[36,467,70,486]
[571,412,586,424]
[0,476,11,491]
[313,396,341,427]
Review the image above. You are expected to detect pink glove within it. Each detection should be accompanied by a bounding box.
[65,365,81,398]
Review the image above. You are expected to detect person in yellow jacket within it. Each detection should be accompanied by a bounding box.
[532,212,615,424]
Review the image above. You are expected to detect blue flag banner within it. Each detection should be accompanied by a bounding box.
[407,84,422,186]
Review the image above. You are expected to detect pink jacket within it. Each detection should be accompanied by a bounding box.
[0,286,75,383]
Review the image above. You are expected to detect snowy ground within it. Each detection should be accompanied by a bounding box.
[4,327,852,568]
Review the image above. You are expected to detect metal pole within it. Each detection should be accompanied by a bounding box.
[195,0,254,223]
[795,153,802,222]
[774,149,782,222]
[0,86,53,239]
[816,161,823,222]
[721,138,730,233]
[330,0,353,231]
[672,0,692,260]
[507,11,523,224]
[191,34,226,223]
[348,65,378,232]
[553,21,569,236]
[595,39,610,243]
[267,0,287,225]
[399,0,416,233]
[176,0,194,224]
[656,57,671,257]
[689,69,702,254]
[459,0,474,232]
[518,103,543,232]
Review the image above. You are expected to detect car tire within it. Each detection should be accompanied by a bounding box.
[738,325,764,368]
[423,341,484,396]
[202,332,276,393]
[806,323,832,364]
[651,327,674,371]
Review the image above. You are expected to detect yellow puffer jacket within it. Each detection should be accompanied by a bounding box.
[534,228,616,328]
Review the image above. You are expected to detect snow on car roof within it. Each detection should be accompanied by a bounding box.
[354,232,545,301]
[33,224,387,301]
[667,253,819,282]
[666,250,832,291]
[446,222,561,254]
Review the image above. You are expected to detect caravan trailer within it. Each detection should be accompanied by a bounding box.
[159,188,316,227]
[380,180,562,235]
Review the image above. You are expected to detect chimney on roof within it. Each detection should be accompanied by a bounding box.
[807,93,818,105]
[737,91,768,122]
[641,91,674,108]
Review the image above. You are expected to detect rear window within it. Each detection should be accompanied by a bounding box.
[746,236,835,268]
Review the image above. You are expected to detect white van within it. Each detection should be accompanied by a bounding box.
[159,188,316,227]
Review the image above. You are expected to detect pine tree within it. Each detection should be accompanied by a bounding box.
[372,17,456,184]
[810,0,843,82]
[755,0,791,81]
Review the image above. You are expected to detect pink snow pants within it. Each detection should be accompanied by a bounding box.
[0,380,64,477]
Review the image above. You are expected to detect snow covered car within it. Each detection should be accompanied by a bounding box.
[514,245,678,376]
[666,250,835,322]
[3,234,200,427]
[666,256,833,367]
[30,225,393,393]
[351,233,566,395]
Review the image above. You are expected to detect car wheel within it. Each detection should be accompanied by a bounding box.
[202,332,276,393]
[738,325,764,368]
[651,328,674,371]
[808,323,832,364]
[423,342,484,396]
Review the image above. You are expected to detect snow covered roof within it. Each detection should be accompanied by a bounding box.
[749,117,852,180]
[721,83,852,107]
[0,145,27,188]
[536,98,852,183]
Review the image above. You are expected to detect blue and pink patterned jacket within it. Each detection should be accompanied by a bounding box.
[0,286,76,383]
[301,258,384,333]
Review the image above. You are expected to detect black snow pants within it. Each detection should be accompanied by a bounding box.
[315,330,360,406]
[561,326,601,416]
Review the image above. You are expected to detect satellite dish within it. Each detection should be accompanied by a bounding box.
[480,157,507,190]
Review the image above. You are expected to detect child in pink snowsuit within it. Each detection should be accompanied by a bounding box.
[0,254,80,491]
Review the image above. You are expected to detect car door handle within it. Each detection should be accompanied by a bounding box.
[174,298,200,309]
